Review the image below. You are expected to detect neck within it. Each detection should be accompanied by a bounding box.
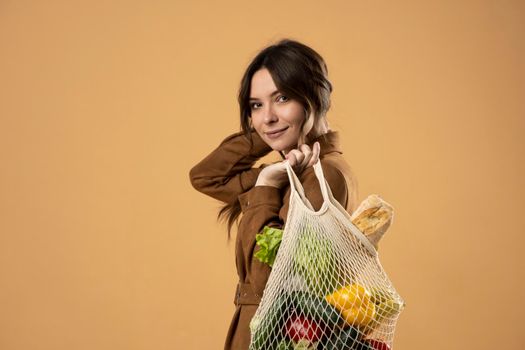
[304,119,330,147]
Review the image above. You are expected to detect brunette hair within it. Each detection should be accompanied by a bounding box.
[219,38,333,239]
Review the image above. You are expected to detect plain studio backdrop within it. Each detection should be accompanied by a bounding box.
[0,1,523,349]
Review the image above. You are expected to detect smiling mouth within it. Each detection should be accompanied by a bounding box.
[266,127,288,135]
[265,127,288,140]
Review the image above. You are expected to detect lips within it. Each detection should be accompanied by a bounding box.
[266,127,288,135]
[265,127,288,140]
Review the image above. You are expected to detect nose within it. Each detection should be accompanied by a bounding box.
[262,103,278,124]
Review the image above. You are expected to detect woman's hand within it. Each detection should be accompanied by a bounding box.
[255,142,321,188]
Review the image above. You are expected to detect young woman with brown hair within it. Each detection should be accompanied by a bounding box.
[189,38,359,350]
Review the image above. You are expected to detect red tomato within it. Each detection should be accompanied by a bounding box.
[367,339,391,350]
[285,315,323,342]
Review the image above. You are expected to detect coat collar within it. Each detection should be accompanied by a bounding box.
[310,130,342,156]
[278,130,342,159]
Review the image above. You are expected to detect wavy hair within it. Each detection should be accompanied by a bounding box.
[219,38,333,239]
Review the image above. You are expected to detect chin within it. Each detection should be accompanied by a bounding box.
[268,140,295,153]
[266,142,284,152]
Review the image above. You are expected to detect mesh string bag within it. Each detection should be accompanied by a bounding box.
[248,159,405,350]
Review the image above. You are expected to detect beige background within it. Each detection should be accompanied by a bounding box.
[1,1,523,349]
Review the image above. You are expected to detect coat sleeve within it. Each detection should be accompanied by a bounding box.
[236,160,356,293]
[188,128,273,204]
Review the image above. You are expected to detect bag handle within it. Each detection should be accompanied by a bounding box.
[284,158,332,211]
[284,157,379,256]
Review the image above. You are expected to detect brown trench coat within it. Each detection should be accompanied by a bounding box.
[189,128,359,350]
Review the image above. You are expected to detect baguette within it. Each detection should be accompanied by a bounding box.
[350,194,394,250]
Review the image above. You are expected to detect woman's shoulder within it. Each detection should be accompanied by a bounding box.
[318,153,359,213]
[319,152,356,180]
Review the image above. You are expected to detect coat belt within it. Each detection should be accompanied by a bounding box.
[234,281,261,306]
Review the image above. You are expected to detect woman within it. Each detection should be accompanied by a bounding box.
[189,38,359,350]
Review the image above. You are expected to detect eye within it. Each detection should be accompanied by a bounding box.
[250,102,262,110]
[278,95,289,102]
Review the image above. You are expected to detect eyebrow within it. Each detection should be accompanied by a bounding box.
[249,90,280,101]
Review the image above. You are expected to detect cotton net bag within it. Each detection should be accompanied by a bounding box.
[248,159,405,350]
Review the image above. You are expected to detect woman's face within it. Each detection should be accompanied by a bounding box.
[249,68,310,154]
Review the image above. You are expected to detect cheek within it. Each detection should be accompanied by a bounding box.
[293,110,310,131]
[287,108,306,129]
[250,117,265,135]
[250,115,261,128]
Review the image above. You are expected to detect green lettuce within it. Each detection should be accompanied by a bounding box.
[293,224,340,296]
[254,226,283,267]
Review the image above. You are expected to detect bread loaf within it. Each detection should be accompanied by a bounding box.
[350,194,394,250]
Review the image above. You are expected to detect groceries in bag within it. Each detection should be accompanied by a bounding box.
[249,159,404,350]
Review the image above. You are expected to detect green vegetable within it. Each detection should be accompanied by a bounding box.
[293,224,342,295]
[292,339,317,350]
[251,290,342,349]
[290,291,343,328]
[276,339,294,350]
[275,339,317,350]
[324,326,368,350]
[250,293,288,350]
[254,226,283,267]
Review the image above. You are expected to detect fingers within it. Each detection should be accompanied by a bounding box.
[285,142,321,170]
[308,142,320,167]
[286,149,304,167]
[300,144,313,167]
